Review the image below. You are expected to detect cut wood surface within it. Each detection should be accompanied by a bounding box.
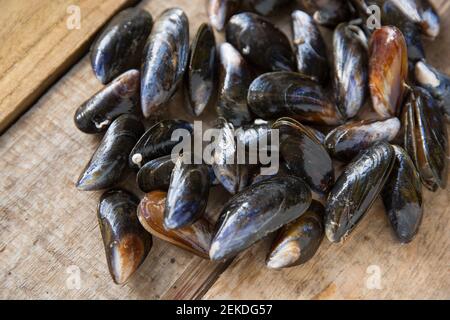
[0,0,449,300]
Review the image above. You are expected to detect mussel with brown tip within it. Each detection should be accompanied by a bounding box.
[98,189,152,284]
[324,117,401,162]
[185,23,217,117]
[141,8,189,117]
[210,175,312,261]
[291,10,329,85]
[226,12,296,72]
[401,86,448,191]
[266,200,324,269]
[381,145,423,243]
[207,0,242,32]
[77,115,144,191]
[325,142,395,243]
[138,191,213,258]
[90,8,153,84]
[74,70,141,134]
[217,43,254,126]
[248,72,344,125]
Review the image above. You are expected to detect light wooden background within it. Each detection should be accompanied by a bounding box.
[0,0,449,299]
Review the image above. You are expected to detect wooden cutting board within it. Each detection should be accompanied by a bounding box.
[0,0,449,299]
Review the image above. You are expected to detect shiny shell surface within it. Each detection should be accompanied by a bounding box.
[136,155,175,192]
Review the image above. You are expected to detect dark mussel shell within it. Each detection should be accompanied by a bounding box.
[402,86,448,191]
[185,23,217,116]
[266,200,324,269]
[141,8,189,117]
[291,10,329,85]
[381,145,423,243]
[164,154,211,229]
[136,155,175,193]
[226,12,296,72]
[325,142,395,243]
[217,43,254,126]
[90,8,153,84]
[129,119,193,171]
[207,0,242,32]
[236,119,271,149]
[210,175,312,261]
[415,61,450,121]
[212,118,249,194]
[138,191,212,258]
[369,26,408,118]
[248,72,344,125]
[324,117,401,162]
[250,161,290,185]
[333,23,368,119]
[273,118,334,196]
[300,0,352,27]
[98,189,152,284]
[77,115,144,191]
[246,0,293,16]
[74,70,141,134]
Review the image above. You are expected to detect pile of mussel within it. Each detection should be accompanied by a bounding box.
[74,0,449,284]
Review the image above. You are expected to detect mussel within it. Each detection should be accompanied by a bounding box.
[381,145,423,243]
[226,12,296,72]
[141,8,189,117]
[291,10,329,85]
[210,175,312,260]
[248,72,344,125]
[136,155,175,192]
[369,26,408,118]
[212,118,249,194]
[185,23,217,116]
[415,61,450,121]
[401,86,448,191]
[90,8,153,84]
[333,23,368,119]
[98,189,152,284]
[266,200,324,269]
[325,142,395,243]
[164,154,211,229]
[129,119,193,171]
[324,117,401,162]
[300,0,352,27]
[217,43,254,126]
[419,0,440,39]
[273,118,334,196]
[74,70,141,134]
[207,0,241,31]
[138,191,212,258]
[77,115,144,191]
[246,0,293,16]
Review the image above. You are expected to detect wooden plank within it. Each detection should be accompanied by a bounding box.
[0,0,138,134]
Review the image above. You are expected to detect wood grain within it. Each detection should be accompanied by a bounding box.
[0,0,449,300]
[0,0,138,134]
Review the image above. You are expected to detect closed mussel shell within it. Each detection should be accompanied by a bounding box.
[141,8,189,117]
[266,200,324,269]
[369,26,408,118]
[207,0,242,32]
[247,0,293,16]
[300,0,352,27]
[210,175,312,261]
[77,115,144,191]
[333,23,368,119]
[273,118,334,196]
[185,23,217,116]
[138,191,212,258]
[98,189,152,284]
[74,70,141,134]
[226,12,296,72]
[291,10,329,85]
[217,43,254,126]
[324,117,401,162]
[248,72,344,125]
[381,145,423,243]
[164,154,211,229]
[325,142,395,243]
[91,8,153,84]
[129,119,193,171]
[137,155,175,192]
